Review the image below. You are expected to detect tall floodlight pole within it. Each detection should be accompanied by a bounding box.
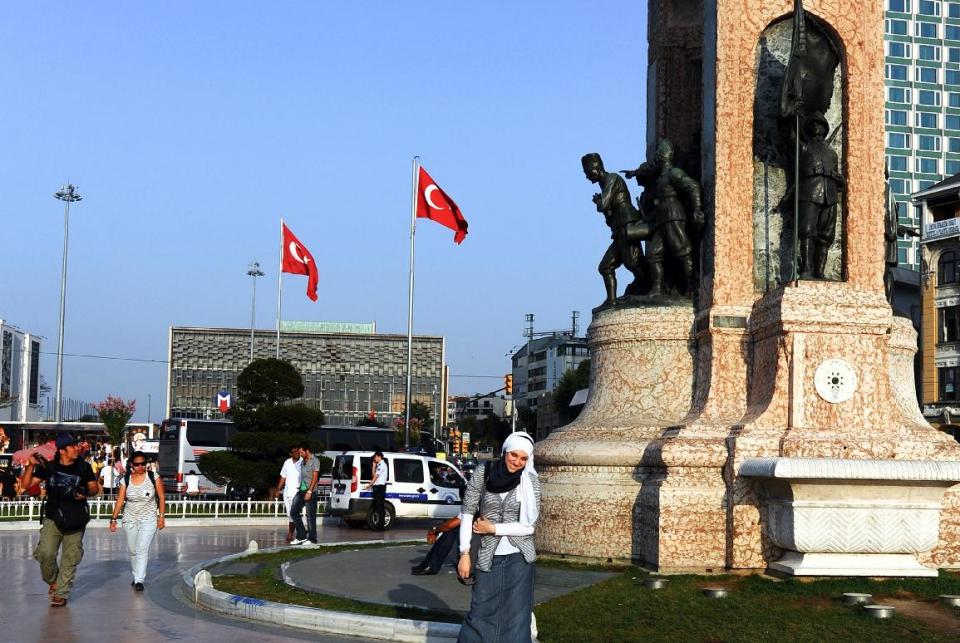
[246,261,265,360]
[53,184,82,423]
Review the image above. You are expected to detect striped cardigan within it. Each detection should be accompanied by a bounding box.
[461,462,541,572]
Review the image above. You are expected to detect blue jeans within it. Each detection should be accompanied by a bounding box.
[291,491,318,542]
[458,553,534,643]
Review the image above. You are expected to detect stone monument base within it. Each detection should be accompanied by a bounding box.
[536,304,695,562]
[770,552,938,577]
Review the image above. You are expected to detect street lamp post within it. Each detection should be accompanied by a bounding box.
[432,384,438,440]
[53,184,82,423]
[246,261,264,360]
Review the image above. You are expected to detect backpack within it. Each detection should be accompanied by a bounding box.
[124,469,160,507]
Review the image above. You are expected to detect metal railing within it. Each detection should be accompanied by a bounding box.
[0,494,329,523]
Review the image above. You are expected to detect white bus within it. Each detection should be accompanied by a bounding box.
[158,419,236,496]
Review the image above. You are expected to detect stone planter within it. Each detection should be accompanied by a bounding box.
[740,457,960,577]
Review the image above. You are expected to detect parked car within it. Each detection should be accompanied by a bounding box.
[328,451,467,530]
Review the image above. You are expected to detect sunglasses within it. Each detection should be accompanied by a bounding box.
[131,462,147,467]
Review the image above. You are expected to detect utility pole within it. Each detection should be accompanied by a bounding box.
[53,184,82,422]
[246,261,265,360]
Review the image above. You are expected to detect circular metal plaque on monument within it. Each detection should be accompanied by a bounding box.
[814,358,857,403]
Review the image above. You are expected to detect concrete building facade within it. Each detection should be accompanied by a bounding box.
[0,320,42,422]
[510,333,589,413]
[166,323,446,427]
[914,173,960,439]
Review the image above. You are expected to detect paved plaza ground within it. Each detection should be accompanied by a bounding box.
[0,519,425,643]
[217,543,616,613]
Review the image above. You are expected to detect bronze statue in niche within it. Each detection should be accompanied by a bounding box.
[779,0,842,281]
[753,0,844,288]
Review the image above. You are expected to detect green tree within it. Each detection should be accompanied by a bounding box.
[394,416,422,448]
[409,400,432,429]
[517,406,538,433]
[236,358,304,407]
[198,433,332,496]
[553,359,590,423]
[197,358,324,497]
[230,358,323,432]
[480,415,511,449]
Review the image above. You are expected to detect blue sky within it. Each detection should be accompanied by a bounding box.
[0,2,648,421]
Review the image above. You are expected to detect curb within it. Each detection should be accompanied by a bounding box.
[181,539,461,642]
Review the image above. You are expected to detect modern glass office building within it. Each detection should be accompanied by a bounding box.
[885,0,960,270]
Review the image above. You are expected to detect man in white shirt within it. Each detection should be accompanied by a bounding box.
[184,471,201,497]
[99,460,114,493]
[364,450,388,531]
[277,446,302,544]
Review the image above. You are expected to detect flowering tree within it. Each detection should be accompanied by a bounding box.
[94,395,136,446]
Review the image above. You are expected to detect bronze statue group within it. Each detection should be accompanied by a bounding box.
[582,140,704,309]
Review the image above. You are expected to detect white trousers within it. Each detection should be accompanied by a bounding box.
[123,519,158,583]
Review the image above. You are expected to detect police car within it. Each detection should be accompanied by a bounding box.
[328,451,466,530]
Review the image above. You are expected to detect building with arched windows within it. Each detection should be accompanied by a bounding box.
[914,174,960,439]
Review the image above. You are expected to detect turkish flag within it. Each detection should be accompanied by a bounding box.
[281,222,319,301]
[416,166,468,244]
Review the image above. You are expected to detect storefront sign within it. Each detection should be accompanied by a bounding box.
[924,217,960,242]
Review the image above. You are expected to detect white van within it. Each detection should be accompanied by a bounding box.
[328,451,467,530]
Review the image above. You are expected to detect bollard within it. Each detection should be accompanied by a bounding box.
[194,569,213,603]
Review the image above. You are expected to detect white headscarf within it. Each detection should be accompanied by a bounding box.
[501,431,538,527]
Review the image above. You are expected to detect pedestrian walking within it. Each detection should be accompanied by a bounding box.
[19,434,99,607]
[290,442,320,544]
[277,445,302,543]
[109,451,166,591]
[364,450,388,531]
[457,431,541,642]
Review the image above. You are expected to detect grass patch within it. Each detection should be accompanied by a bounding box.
[214,568,460,624]
[534,569,960,642]
[212,540,460,623]
[230,540,411,566]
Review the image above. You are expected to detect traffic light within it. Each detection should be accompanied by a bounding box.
[504,374,513,395]
[450,429,460,454]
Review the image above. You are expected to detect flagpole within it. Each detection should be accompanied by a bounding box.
[277,217,284,358]
[404,156,420,450]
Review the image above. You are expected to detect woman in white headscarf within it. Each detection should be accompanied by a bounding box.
[457,431,540,643]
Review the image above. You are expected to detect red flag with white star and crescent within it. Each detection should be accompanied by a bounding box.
[415,166,468,244]
[281,222,319,301]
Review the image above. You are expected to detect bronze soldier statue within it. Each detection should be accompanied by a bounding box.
[796,111,845,279]
[582,153,648,308]
[625,140,703,296]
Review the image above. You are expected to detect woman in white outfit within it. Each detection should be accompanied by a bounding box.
[109,451,166,590]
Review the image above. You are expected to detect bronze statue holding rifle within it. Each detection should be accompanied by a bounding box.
[779,0,842,281]
[624,139,704,297]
